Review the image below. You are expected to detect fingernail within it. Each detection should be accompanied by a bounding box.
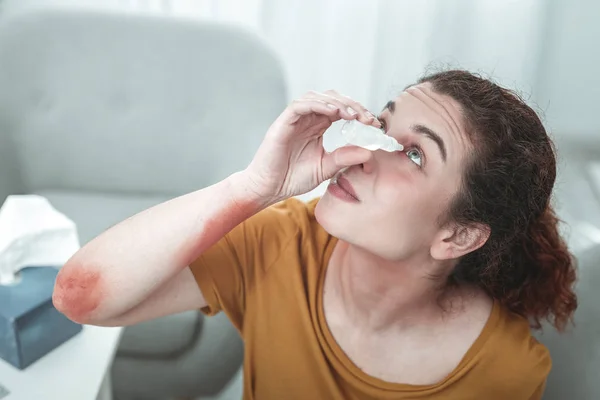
[327,103,337,109]
[347,107,357,115]
[366,111,375,120]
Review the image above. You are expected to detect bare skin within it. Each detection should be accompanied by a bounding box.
[323,241,493,385]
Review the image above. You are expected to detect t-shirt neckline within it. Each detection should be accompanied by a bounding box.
[315,235,501,393]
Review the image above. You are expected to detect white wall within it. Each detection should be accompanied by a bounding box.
[533,0,600,147]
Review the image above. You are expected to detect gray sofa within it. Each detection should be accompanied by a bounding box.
[0,3,287,399]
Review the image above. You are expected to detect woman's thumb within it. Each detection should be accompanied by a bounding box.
[322,145,373,179]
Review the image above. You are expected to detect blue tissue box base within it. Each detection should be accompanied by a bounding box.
[0,266,82,370]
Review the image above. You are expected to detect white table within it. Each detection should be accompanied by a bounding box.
[0,325,123,400]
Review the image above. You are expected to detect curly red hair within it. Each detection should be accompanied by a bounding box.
[418,70,578,332]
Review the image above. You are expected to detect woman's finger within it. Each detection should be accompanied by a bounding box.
[301,91,360,120]
[321,145,373,179]
[283,99,343,122]
[322,90,381,128]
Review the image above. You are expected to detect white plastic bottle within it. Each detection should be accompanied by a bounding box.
[340,120,403,152]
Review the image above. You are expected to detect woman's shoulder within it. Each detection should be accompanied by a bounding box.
[245,196,319,233]
[267,196,327,234]
[270,196,320,217]
[249,196,332,256]
[492,303,551,355]
[478,302,552,390]
[256,197,334,291]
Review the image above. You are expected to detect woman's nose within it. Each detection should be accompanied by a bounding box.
[360,151,376,174]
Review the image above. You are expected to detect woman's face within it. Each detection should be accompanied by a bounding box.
[315,83,473,262]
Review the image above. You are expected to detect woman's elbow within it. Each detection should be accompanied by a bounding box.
[52,261,105,325]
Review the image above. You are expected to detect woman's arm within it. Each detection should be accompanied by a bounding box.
[53,90,376,327]
[52,170,268,325]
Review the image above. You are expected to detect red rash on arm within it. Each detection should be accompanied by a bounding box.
[53,267,103,323]
[178,199,261,267]
[53,198,262,324]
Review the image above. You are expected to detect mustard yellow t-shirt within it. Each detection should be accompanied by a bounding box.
[189,197,551,399]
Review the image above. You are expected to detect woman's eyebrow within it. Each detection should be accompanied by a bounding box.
[410,124,447,163]
[382,100,395,114]
[380,100,447,162]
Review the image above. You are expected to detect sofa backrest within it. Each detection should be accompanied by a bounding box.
[0,4,287,198]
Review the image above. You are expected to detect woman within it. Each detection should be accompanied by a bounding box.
[53,70,577,399]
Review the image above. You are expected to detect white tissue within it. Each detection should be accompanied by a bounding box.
[340,120,404,152]
[0,195,80,285]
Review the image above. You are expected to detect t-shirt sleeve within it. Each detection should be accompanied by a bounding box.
[528,380,547,400]
[188,198,311,332]
[523,337,552,400]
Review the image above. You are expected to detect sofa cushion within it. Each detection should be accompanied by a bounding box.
[36,189,201,357]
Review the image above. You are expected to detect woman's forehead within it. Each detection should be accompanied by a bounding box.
[393,84,461,116]
[384,83,472,168]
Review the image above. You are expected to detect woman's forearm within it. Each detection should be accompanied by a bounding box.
[52,170,268,324]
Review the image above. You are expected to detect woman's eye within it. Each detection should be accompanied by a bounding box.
[406,148,423,167]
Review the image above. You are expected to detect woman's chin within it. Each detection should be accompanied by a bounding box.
[314,194,353,238]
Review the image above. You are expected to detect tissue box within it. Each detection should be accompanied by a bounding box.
[0,266,82,369]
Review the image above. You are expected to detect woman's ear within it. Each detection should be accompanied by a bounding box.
[430,223,490,261]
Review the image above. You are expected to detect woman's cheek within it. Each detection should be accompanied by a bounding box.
[376,176,417,208]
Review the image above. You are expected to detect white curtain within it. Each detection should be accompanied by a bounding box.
[97,0,547,111]
[260,0,546,111]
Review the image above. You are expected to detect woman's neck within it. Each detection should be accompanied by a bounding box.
[331,240,458,333]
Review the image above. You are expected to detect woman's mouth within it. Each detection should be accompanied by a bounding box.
[328,174,359,202]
